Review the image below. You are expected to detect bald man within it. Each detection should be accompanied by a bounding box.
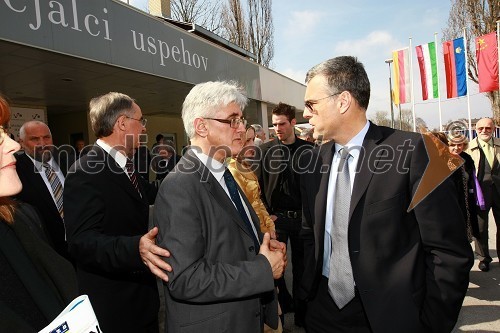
[15,120,69,260]
[467,117,500,272]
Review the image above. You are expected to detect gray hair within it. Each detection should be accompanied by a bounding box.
[182,81,248,139]
[251,124,264,134]
[19,120,51,140]
[305,56,370,110]
[89,92,136,138]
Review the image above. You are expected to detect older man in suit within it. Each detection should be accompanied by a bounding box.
[467,117,500,272]
[15,120,69,260]
[64,92,171,333]
[153,81,286,333]
[298,56,473,333]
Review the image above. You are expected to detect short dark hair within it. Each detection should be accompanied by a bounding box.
[305,56,370,110]
[155,134,164,142]
[272,102,296,122]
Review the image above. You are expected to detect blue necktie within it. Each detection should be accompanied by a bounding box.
[223,169,260,252]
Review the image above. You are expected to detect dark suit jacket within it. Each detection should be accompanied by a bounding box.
[14,151,69,260]
[299,124,473,333]
[153,149,278,333]
[255,137,313,212]
[64,145,159,333]
[0,203,78,332]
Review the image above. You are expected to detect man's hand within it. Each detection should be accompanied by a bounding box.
[269,237,287,269]
[259,233,286,279]
[139,227,172,282]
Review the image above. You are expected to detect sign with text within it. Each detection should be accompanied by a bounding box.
[0,0,261,99]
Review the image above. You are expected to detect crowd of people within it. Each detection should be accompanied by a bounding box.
[0,55,497,333]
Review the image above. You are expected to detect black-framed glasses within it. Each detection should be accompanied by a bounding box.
[205,117,247,129]
[305,92,340,113]
[125,115,147,127]
[0,125,9,145]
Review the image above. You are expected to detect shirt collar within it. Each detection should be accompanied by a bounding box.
[478,137,494,148]
[96,139,128,168]
[192,148,226,182]
[26,153,57,171]
[334,120,370,157]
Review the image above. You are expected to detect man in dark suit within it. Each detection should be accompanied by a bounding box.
[152,81,286,333]
[466,117,500,272]
[254,103,313,326]
[64,92,172,333]
[15,120,69,260]
[298,56,473,333]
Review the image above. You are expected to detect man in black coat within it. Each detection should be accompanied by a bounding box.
[254,103,313,326]
[15,120,69,260]
[64,92,172,333]
[299,56,473,333]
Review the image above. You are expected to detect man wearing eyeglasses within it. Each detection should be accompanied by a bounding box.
[298,56,472,333]
[64,92,171,333]
[151,81,286,333]
[467,117,500,272]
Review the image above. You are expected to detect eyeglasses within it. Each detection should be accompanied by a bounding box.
[205,117,247,129]
[305,92,340,113]
[125,115,147,127]
[476,127,492,132]
[0,125,9,145]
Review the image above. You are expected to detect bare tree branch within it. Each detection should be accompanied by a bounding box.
[442,0,500,123]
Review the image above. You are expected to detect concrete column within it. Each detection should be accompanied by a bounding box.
[259,101,270,138]
[148,0,171,18]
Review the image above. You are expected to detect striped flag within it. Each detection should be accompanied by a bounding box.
[392,47,411,105]
[415,42,439,100]
[476,32,499,93]
[443,37,467,98]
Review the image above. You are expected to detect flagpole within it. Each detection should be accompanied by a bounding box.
[463,28,473,139]
[409,37,416,131]
[435,32,443,131]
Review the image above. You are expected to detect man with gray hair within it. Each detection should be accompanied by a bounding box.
[152,81,286,332]
[252,123,267,146]
[15,120,69,260]
[64,92,172,333]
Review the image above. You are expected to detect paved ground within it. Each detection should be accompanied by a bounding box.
[284,213,499,333]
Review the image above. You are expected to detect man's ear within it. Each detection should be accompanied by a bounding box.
[194,118,208,137]
[338,91,352,115]
[115,115,127,131]
[291,118,297,126]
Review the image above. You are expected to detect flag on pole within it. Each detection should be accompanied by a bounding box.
[392,48,411,105]
[476,32,499,93]
[415,42,439,100]
[443,37,467,98]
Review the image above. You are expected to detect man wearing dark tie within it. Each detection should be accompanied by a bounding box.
[63,92,171,333]
[298,56,473,333]
[152,81,286,333]
[15,120,69,260]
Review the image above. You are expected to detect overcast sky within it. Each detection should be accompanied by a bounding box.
[127,0,493,130]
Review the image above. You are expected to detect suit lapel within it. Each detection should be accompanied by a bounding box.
[90,146,146,204]
[314,142,335,260]
[350,124,382,220]
[185,151,258,241]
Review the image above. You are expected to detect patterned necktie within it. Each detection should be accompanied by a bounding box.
[223,169,260,252]
[125,159,141,196]
[43,163,64,219]
[328,148,355,309]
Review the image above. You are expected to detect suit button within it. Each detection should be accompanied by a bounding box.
[249,246,255,252]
